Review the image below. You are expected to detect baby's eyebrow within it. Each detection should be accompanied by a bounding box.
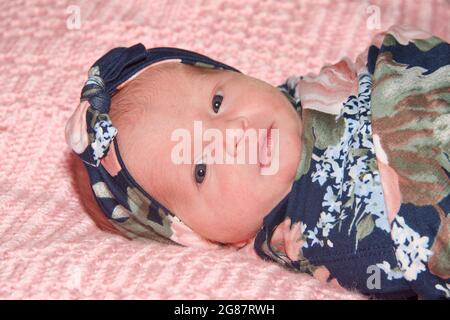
[195,67,229,83]
[191,66,212,77]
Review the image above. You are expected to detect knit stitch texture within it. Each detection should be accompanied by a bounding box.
[0,0,448,299]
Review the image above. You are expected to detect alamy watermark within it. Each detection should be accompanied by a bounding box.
[366,4,381,30]
[171,121,280,175]
[366,264,382,290]
[66,5,81,30]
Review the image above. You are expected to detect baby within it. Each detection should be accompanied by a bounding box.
[66,25,449,299]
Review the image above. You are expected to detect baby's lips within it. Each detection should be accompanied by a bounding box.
[65,101,89,154]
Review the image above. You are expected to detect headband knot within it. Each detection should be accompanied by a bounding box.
[81,67,111,114]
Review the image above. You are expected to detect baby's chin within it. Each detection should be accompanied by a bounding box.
[201,220,261,245]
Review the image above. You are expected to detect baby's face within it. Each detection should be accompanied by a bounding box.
[115,62,302,244]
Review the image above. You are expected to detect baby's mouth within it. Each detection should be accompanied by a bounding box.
[259,123,273,169]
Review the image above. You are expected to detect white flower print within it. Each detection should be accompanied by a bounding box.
[305,211,337,248]
[391,216,433,281]
[306,227,324,247]
[91,119,118,162]
[353,178,371,198]
[317,211,336,237]
[304,73,391,250]
[364,178,390,232]
[299,222,309,249]
[435,283,450,299]
[311,162,331,186]
[376,261,404,280]
[323,186,342,213]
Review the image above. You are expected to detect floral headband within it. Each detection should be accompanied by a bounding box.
[65,44,241,248]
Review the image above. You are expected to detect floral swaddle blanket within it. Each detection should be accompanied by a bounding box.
[254,25,450,299]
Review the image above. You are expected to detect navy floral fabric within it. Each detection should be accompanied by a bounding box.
[255,26,449,299]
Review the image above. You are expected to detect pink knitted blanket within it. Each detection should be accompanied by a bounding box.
[0,0,448,299]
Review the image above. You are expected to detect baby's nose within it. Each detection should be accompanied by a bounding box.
[224,116,249,157]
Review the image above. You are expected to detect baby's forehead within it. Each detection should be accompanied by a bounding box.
[125,63,217,107]
[127,62,233,113]
[139,61,224,83]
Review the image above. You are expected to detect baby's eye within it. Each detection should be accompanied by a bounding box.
[212,91,223,113]
[194,163,207,184]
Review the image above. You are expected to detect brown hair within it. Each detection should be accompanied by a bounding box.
[71,154,125,237]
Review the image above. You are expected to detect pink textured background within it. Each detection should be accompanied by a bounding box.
[0,0,448,299]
